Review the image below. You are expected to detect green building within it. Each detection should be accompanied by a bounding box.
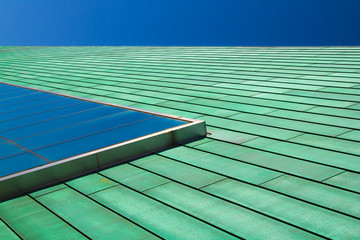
[0,46,359,239]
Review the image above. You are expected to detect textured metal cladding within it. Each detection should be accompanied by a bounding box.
[0,46,359,239]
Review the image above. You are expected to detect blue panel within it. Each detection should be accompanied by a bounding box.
[16,111,154,149]
[0,88,32,97]
[0,82,187,177]
[0,142,25,159]
[0,84,20,91]
[0,98,82,121]
[0,101,98,132]
[0,85,16,92]
[35,117,185,161]
[0,94,63,113]
[0,92,51,107]
[3,106,127,140]
[0,153,48,178]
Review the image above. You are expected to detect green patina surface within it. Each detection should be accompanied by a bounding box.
[0,46,360,239]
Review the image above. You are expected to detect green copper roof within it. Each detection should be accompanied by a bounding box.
[0,46,360,239]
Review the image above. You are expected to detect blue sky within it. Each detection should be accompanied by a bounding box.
[0,0,359,46]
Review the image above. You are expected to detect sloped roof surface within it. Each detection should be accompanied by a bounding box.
[0,46,359,239]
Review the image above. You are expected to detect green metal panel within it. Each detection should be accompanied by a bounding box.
[195,139,342,181]
[159,101,238,117]
[34,187,158,240]
[324,171,360,193]
[349,103,360,109]
[338,130,360,141]
[203,179,360,239]
[159,146,281,184]
[229,112,349,137]
[222,94,315,111]
[30,184,67,198]
[243,137,360,172]
[206,126,258,144]
[67,174,118,195]
[145,181,324,239]
[0,196,86,240]
[307,106,360,119]
[0,46,360,239]
[289,133,360,155]
[101,164,170,192]
[132,155,226,188]
[0,220,20,240]
[191,97,275,114]
[200,115,301,140]
[89,185,239,240]
[262,174,360,218]
[253,92,356,107]
[286,89,360,102]
[268,109,360,129]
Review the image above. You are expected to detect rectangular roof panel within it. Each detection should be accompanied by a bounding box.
[0,82,206,201]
